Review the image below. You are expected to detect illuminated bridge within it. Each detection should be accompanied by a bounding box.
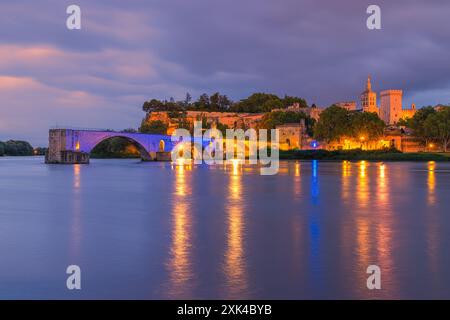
[46,128,181,164]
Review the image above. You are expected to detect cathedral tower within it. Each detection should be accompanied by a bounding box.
[360,76,378,113]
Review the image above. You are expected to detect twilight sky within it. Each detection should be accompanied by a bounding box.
[1,0,450,145]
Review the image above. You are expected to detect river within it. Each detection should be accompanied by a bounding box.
[0,157,449,299]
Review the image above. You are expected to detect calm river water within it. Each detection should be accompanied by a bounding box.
[0,157,449,299]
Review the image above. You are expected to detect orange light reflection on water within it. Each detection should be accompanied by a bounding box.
[224,161,248,298]
[167,162,194,298]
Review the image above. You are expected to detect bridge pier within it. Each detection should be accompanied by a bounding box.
[46,150,90,164]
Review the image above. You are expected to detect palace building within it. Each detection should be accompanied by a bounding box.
[360,76,378,113]
[359,76,416,124]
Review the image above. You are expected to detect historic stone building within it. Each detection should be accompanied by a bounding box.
[380,90,403,124]
[276,122,305,150]
[360,76,378,113]
[359,76,416,124]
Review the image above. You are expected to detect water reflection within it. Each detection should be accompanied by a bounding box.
[311,160,319,202]
[224,160,248,298]
[309,160,323,290]
[167,162,194,298]
[354,161,371,295]
[69,165,82,258]
[375,162,395,294]
[2,157,450,299]
[426,161,439,285]
[357,161,369,207]
[341,161,351,201]
[73,164,81,190]
[428,161,436,205]
[293,161,301,196]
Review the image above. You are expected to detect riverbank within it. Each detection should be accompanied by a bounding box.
[279,149,450,161]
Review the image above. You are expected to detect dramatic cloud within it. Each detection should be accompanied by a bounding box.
[0,0,449,145]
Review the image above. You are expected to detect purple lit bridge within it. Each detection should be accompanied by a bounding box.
[46,128,194,164]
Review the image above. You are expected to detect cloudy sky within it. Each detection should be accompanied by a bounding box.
[1,0,449,145]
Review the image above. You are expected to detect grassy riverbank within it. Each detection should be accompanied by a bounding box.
[279,149,450,161]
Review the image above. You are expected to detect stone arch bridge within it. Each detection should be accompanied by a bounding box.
[46,128,177,164]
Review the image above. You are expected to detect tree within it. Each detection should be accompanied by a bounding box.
[183,92,192,108]
[349,112,385,141]
[139,120,168,134]
[313,106,351,143]
[402,106,436,147]
[195,93,210,110]
[142,99,164,113]
[230,93,283,113]
[209,92,232,111]
[0,141,5,156]
[424,107,450,152]
[218,94,232,110]
[4,140,34,156]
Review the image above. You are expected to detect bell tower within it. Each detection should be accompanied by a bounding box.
[360,75,378,113]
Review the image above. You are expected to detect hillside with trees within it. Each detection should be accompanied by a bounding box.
[142,92,308,114]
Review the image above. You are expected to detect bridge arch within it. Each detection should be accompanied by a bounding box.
[89,135,153,161]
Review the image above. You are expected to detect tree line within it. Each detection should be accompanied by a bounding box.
[0,140,34,156]
[142,92,308,114]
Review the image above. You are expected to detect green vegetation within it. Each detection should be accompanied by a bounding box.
[423,108,450,152]
[142,92,308,114]
[0,140,34,156]
[280,149,450,161]
[91,137,141,159]
[313,105,385,143]
[401,106,450,152]
[230,93,307,113]
[139,120,168,134]
[399,106,436,147]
